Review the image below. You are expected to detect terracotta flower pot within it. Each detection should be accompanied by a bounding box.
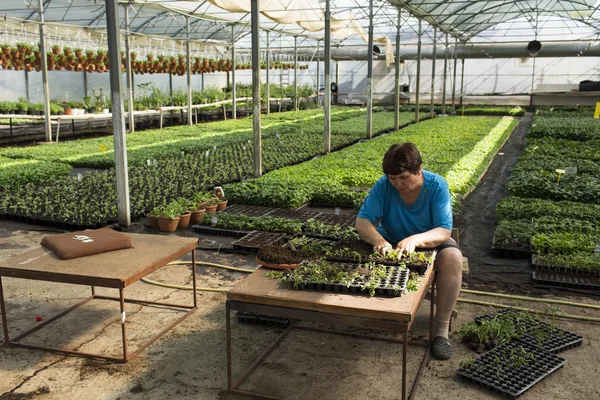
[159,216,180,232]
[190,209,206,224]
[147,215,159,229]
[205,205,217,213]
[178,213,191,229]
[216,200,228,211]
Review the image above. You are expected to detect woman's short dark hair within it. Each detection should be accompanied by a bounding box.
[382,142,422,175]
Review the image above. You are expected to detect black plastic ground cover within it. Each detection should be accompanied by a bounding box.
[236,311,289,328]
[491,246,531,259]
[474,308,583,354]
[289,263,410,297]
[457,340,566,399]
[191,224,248,237]
[231,231,287,253]
[263,208,321,221]
[219,204,272,217]
[532,270,600,291]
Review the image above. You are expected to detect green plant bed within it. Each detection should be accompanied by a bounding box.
[529,116,600,141]
[524,138,600,161]
[225,116,518,210]
[531,232,599,256]
[496,197,600,222]
[0,156,71,186]
[534,106,595,118]
[507,170,600,204]
[533,251,600,275]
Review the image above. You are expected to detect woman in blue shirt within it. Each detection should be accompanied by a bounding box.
[355,142,462,360]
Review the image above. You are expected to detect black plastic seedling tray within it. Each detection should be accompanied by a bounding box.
[236,311,289,328]
[191,224,248,237]
[312,213,357,229]
[263,208,321,221]
[474,308,583,354]
[457,340,566,399]
[491,245,531,259]
[231,231,287,253]
[289,263,410,298]
[219,204,272,217]
[532,270,600,291]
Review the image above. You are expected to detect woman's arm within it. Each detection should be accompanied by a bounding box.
[396,227,451,254]
[355,217,393,254]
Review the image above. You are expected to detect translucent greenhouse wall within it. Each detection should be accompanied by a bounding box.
[1,56,599,103]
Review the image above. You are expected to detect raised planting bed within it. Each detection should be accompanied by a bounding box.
[231,231,287,253]
[474,308,583,354]
[236,311,289,328]
[219,204,272,217]
[457,340,566,399]
[191,224,248,237]
[264,260,410,297]
[532,270,600,291]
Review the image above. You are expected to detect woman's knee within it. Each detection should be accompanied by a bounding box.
[435,247,463,273]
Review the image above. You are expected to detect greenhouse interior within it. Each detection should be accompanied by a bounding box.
[0,0,599,399]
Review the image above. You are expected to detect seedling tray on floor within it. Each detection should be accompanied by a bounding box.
[236,311,289,328]
[289,263,409,298]
[219,204,272,217]
[531,255,599,276]
[231,231,287,253]
[532,270,600,291]
[457,340,566,399]
[474,308,583,354]
[192,224,248,237]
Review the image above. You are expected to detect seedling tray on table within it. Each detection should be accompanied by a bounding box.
[312,213,357,229]
[532,270,600,291]
[236,311,289,328]
[457,340,566,399]
[289,263,409,298]
[474,308,583,354]
[231,231,287,253]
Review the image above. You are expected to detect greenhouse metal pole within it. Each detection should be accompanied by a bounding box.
[394,10,401,131]
[324,0,331,153]
[251,0,262,177]
[452,37,458,111]
[442,34,448,114]
[415,20,422,122]
[124,6,134,132]
[460,58,465,106]
[316,41,320,108]
[366,0,374,139]
[232,25,236,119]
[266,31,270,114]
[430,27,437,118]
[105,0,130,227]
[37,0,51,142]
[294,36,298,111]
[186,17,192,126]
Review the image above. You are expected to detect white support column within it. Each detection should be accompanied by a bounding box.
[124,6,134,132]
[366,0,374,139]
[37,0,51,142]
[430,27,437,118]
[442,33,448,114]
[460,56,465,107]
[186,17,192,126]
[251,0,262,177]
[232,25,236,119]
[294,36,298,111]
[394,9,401,131]
[105,0,130,226]
[452,37,458,111]
[415,20,422,122]
[316,40,320,108]
[324,0,331,153]
[266,31,270,114]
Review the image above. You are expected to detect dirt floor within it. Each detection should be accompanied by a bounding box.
[1,114,599,400]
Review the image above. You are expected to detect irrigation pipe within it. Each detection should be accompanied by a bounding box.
[457,298,600,323]
[460,288,600,310]
[141,261,254,293]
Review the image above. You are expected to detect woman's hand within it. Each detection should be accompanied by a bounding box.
[396,235,420,255]
[373,241,393,256]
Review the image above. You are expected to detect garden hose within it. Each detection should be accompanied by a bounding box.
[141,261,254,293]
[456,298,600,323]
[460,288,600,310]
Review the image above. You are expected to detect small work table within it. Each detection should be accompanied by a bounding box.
[0,233,198,363]
[226,264,436,400]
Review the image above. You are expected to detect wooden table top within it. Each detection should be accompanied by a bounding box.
[228,264,434,322]
[0,233,198,288]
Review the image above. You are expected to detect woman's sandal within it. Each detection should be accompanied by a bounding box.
[431,336,453,360]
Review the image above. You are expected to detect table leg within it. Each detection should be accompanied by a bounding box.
[55,120,60,142]
[429,272,436,345]
[192,250,197,309]
[119,288,128,361]
[72,119,75,136]
[402,331,407,400]
[0,277,10,344]
[91,286,96,296]
[226,301,233,391]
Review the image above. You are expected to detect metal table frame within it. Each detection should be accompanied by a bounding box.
[226,272,436,400]
[0,250,198,364]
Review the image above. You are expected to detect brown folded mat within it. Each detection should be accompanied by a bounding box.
[41,227,133,260]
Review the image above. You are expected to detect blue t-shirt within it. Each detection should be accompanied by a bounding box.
[357,170,452,244]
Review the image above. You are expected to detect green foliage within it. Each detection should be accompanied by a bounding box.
[496,197,600,222]
[529,116,600,141]
[0,156,71,186]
